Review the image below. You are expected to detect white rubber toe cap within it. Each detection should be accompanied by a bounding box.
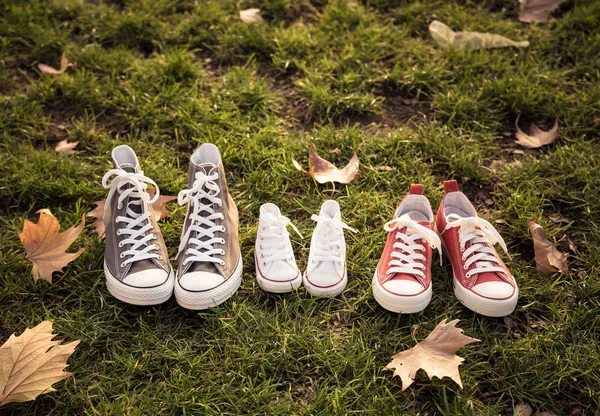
[382,279,425,296]
[306,270,343,288]
[122,269,169,288]
[472,281,515,299]
[179,271,225,292]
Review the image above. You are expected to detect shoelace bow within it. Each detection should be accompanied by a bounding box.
[258,216,303,266]
[310,214,357,264]
[383,217,441,280]
[102,169,161,267]
[442,214,509,278]
[178,171,225,266]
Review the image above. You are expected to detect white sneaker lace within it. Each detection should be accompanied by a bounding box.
[258,216,302,267]
[177,171,225,266]
[442,214,509,278]
[383,217,441,279]
[310,214,357,265]
[102,169,161,267]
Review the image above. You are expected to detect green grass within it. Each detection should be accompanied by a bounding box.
[1,0,599,414]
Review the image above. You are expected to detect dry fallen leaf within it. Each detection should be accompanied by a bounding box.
[147,187,177,222]
[0,321,80,407]
[377,166,396,171]
[514,403,534,416]
[385,319,480,390]
[240,8,263,24]
[429,20,529,50]
[515,119,559,149]
[37,52,70,75]
[519,0,562,23]
[86,190,176,238]
[528,219,568,274]
[19,209,85,284]
[86,200,106,237]
[293,149,359,184]
[54,139,79,155]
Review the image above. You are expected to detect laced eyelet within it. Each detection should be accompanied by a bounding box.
[151,233,156,239]
[119,253,124,258]
[116,229,121,235]
[118,242,123,248]
[220,260,225,266]
[463,264,468,270]
[153,244,159,249]
[221,226,226,232]
[117,204,123,209]
[220,249,225,255]
[157,256,163,260]
[120,262,125,267]
[220,238,225,244]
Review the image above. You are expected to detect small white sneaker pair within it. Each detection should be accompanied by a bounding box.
[254,200,356,297]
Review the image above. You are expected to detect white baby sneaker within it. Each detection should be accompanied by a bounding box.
[255,203,303,293]
[304,200,356,298]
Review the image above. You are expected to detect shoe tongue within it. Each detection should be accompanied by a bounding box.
[186,162,220,274]
[118,162,137,174]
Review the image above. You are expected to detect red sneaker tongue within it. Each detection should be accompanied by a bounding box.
[389,272,421,283]
[474,271,506,283]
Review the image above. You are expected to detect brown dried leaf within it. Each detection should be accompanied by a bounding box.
[86,200,106,237]
[515,119,558,149]
[377,166,396,171]
[19,209,85,284]
[54,139,79,155]
[147,188,177,222]
[0,321,79,406]
[385,319,480,390]
[528,219,568,274]
[308,149,359,184]
[429,20,529,50]
[514,403,534,416]
[239,8,263,23]
[38,52,70,75]
[519,0,562,23]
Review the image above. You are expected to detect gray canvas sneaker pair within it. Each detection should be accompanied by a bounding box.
[102,144,242,310]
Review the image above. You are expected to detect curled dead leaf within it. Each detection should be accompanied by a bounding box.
[37,52,70,75]
[385,319,480,390]
[514,403,534,416]
[519,0,562,23]
[515,119,558,149]
[19,209,85,283]
[429,20,529,50]
[240,8,263,23]
[528,219,568,274]
[55,139,79,155]
[293,149,359,184]
[0,321,79,407]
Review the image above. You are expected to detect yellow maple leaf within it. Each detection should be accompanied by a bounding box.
[19,209,85,283]
[0,321,80,406]
[385,319,480,390]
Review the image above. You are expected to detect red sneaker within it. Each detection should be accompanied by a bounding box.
[435,180,518,317]
[373,185,441,313]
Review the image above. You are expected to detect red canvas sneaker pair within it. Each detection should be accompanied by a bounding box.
[372,181,518,317]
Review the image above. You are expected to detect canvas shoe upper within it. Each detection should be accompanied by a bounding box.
[174,143,242,310]
[102,145,173,305]
[435,180,518,317]
[304,200,356,297]
[254,203,302,293]
[373,184,441,313]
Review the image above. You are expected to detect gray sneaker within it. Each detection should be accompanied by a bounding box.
[102,145,174,305]
[174,143,242,310]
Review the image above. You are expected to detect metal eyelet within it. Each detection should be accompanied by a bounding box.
[220,249,225,255]
[154,244,159,249]
[116,229,121,235]
[463,264,468,269]
[220,260,225,266]
[157,256,163,260]
[262,262,267,267]
[120,262,125,267]
[151,233,156,239]
[119,253,124,258]
[118,242,123,248]
[221,226,226,232]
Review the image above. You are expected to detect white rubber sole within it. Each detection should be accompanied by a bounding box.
[303,270,347,298]
[453,275,518,317]
[104,261,174,306]
[372,272,432,313]
[174,259,243,310]
[255,257,302,293]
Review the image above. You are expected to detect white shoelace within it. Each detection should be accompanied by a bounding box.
[177,171,225,266]
[310,214,357,265]
[258,216,302,267]
[102,169,161,267]
[383,217,441,279]
[442,214,509,278]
